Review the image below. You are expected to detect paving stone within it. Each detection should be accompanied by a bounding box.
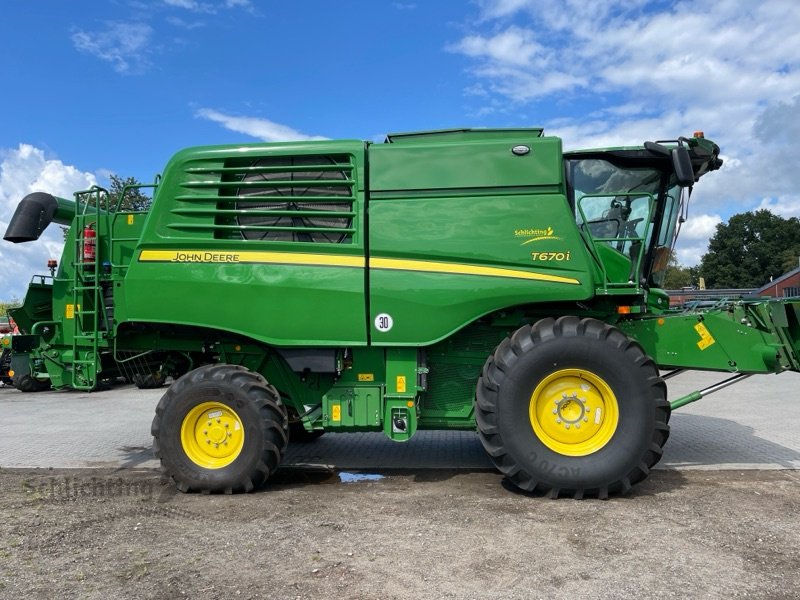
[1,370,798,472]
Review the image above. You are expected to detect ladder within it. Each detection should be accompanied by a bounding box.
[70,187,108,390]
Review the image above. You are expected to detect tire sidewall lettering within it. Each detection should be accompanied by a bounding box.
[154,366,286,492]
[493,326,659,490]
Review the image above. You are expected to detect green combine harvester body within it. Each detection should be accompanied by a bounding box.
[5,128,799,497]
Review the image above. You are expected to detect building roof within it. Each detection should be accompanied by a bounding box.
[755,266,800,294]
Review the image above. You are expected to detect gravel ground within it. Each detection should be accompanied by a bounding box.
[1,467,799,599]
[2,371,799,598]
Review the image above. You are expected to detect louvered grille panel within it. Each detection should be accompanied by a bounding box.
[232,155,355,243]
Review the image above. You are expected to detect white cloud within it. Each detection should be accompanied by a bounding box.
[674,212,723,265]
[71,22,154,74]
[72,2,255,67]
[0,145,97,301]
[195,108,329,142]
[162,0,252,13]
[165,16,206,29]
[680,213,723,242]
[756,197,800,218]
[452,0,800,263]
[163,0,199,8]
[449,27,543,67]
[477,0,535,20]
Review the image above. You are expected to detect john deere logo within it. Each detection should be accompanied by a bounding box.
[514,226,561,244]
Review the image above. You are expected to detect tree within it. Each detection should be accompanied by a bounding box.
[107,174,151,212]
[0,298,21,315]
[699,210,800,288]
[62,174,151,239]
[662,250,699,289]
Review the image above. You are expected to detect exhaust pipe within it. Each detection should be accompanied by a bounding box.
[4,192,76,243]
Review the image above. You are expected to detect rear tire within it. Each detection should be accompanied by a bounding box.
[134,371,166,389]
[15,374,51,393]
[0,348,13,386]
[476,316,669,499]
[289,421,325,442]
[151,364,288,493]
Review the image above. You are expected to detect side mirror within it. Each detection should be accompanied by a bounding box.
[672,146,694,187]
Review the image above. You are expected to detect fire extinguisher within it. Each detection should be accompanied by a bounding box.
[83,224,96,263]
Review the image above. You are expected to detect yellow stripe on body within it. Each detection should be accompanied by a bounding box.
[138,249,365,268]
[371,257,580,285]
[138,250,580,284]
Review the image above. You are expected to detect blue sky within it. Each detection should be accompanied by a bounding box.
[2,0,799,300]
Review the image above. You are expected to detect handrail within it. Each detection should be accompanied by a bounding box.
[577,192,654,294]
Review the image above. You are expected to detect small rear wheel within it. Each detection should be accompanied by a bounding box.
[15,374,51,393]
[476,316,669,499]
[134,371,166,389]
[151,364,288,493]
[0,348,13,386]
[289,421,325,442]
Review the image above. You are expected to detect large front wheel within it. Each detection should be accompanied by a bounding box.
[476,317,669,499]
[152,364,288,493]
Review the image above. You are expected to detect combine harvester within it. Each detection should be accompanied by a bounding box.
[4,128,799,497]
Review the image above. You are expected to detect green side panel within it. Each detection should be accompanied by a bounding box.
[10,282,53,335]
[336,347,387,386]
[594,244,634,287]
[121,263,366,346]
[766,300,800,371]
[418,321,507,429]
[370,134,560,191]
[109,211,148,270]
[323,386,382,429]
[368,192,594,345]
[619,300,800,374]
[120,140,368,346]
[385,347,418,398]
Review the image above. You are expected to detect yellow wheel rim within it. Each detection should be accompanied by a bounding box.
[180,401,245,469]
[529,368,619,457]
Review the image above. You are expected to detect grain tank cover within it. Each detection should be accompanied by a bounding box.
[384,128,544,143]
[372,128,560,191]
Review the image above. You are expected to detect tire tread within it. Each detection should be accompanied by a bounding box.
[475,317,669,499]
[151,364,288,494]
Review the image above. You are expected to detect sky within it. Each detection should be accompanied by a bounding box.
[1,0,799,301]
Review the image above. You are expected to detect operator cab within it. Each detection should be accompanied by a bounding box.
[564,135,721,290]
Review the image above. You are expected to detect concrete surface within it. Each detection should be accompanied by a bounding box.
[1,370,799,471]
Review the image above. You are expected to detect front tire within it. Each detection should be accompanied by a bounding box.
[476,316,669,499]
[151,364,288,493]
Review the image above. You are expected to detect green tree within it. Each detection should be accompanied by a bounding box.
[0,298,21,315]
[662,251,699,289]
[107,174,151,212]
[0,298,21,334]
[62,174,151,239]
[699,209,800,288]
